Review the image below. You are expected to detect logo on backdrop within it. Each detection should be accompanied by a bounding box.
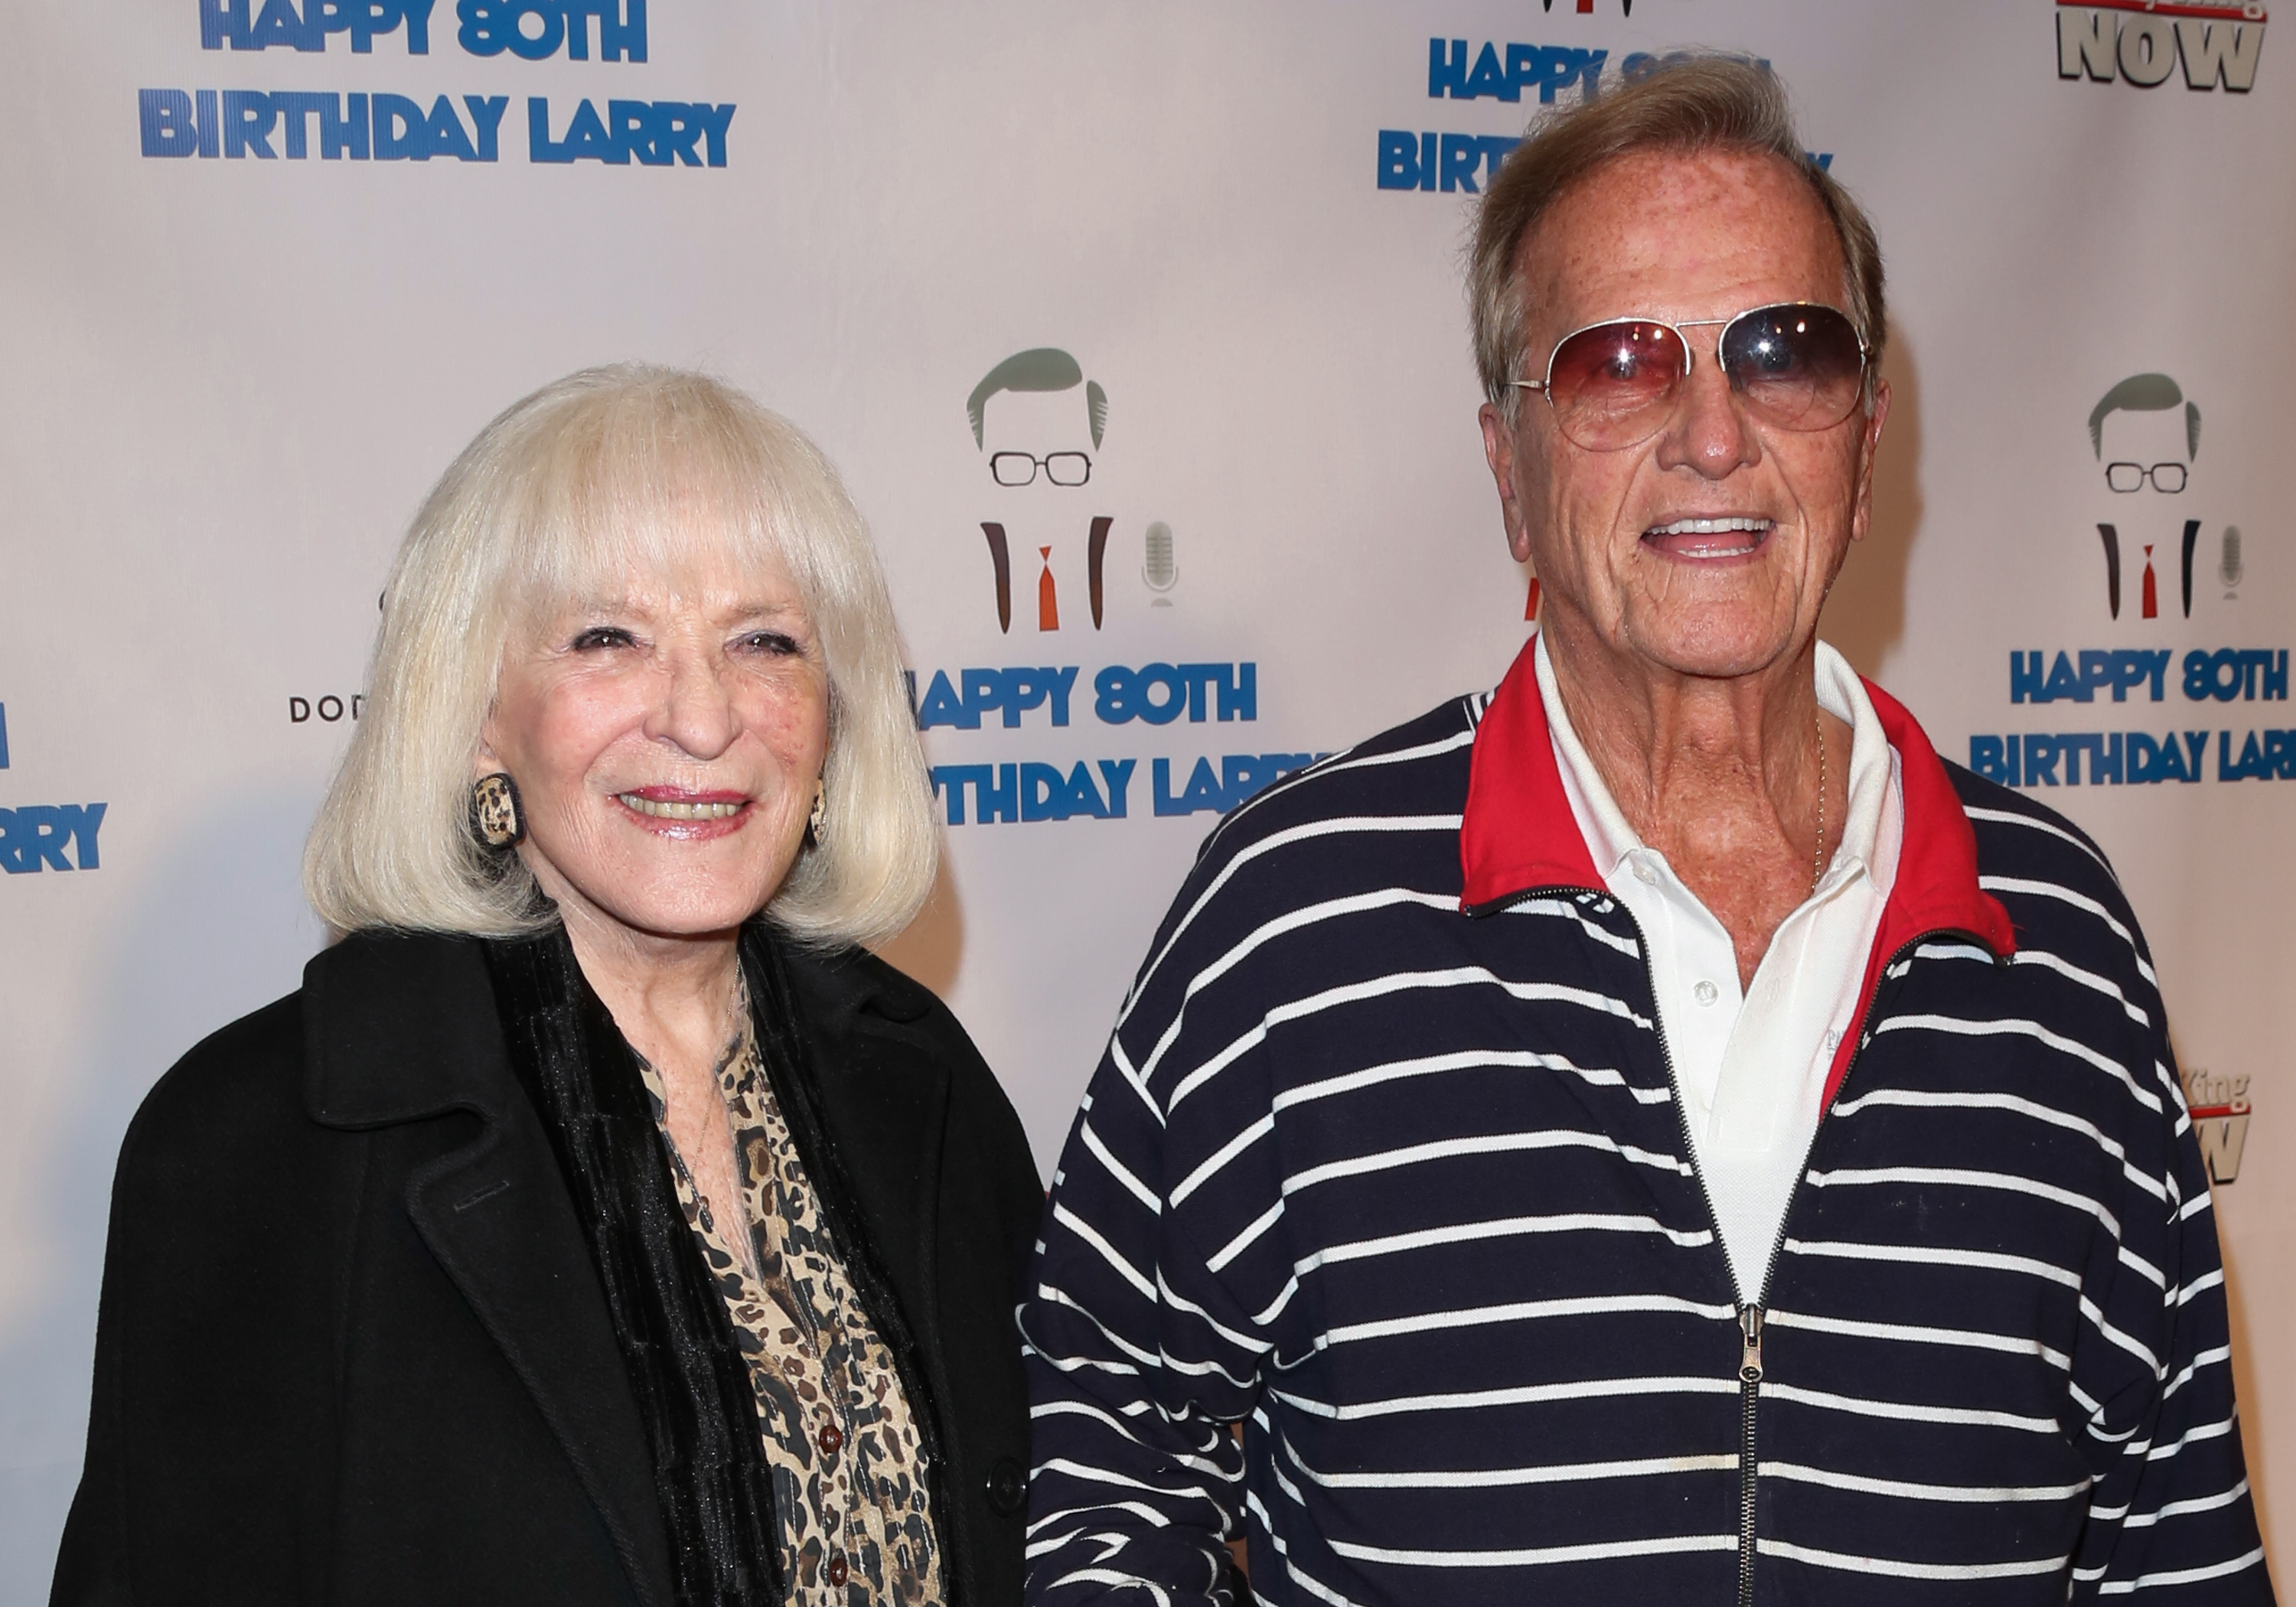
[0,703,110,877]
[968,347,1159,634]
[2056,1,2266,93]
[2183,1067,2253,1184]
[913,351,1328,826]
[1381,44,1828,197]
[139,0,739,168]
[1972,369,2282,794]
[1971,380,2285,799]
[2089,373,2215,621]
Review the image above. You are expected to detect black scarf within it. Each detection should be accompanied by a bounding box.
[483,924,780,1606]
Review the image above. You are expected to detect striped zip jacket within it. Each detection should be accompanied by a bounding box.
[1019,641,2271,1605]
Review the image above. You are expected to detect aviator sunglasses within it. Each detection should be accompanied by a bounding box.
[1511,302,1870,451]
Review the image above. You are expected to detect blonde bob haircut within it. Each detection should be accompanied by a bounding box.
[1469,55,1887,428]
[305,363,938,949]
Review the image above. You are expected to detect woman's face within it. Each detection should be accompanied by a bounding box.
[478,540,830,948]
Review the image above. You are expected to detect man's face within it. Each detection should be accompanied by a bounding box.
[1479,148,1889,686]
[983,389,1094,491]
[2098,409,2190,494]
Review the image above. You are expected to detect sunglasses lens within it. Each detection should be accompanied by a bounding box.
[1720,305,1867,431]
[1542,321,1688,449]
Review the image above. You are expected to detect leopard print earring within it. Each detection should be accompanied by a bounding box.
[805,778,827,848]
[470,772,527,850]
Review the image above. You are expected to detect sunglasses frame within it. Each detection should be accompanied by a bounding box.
[1509,302,1870,448]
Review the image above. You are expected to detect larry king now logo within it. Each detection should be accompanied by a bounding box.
[2183,1068,2253,1184]
[2057,0,2266,92]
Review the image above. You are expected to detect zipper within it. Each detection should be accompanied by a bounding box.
[1727,927,1992,1605]
[1476,887,1751,1595]
[1737,1303,1764,1607]
[1474,887,1994,1606]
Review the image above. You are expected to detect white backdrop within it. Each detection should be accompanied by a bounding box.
[1,0,2288,1596]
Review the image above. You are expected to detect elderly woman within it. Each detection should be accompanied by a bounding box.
[54,367,1042,1606]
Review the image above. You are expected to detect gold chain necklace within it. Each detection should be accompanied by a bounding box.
[1811,706,1828,896]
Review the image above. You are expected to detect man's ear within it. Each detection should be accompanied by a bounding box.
[1479,402,1536,565]
[1848,378,1891,545]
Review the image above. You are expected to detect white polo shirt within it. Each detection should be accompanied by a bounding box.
[1534,634,1904,1304]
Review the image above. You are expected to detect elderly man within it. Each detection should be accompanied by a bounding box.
[1018,58,2270,1607]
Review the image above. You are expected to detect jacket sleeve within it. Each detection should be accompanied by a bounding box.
[1019,862,1290,1607]
[50,999,340,1607]
[47,1165,133,1607]
[2066,1000,2272,1600]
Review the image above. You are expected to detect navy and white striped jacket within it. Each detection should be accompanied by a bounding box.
[1020,640,2270,1605]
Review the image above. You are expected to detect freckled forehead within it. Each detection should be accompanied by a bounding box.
[1520,148,1848,342]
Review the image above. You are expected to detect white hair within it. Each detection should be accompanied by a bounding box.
[304,363,938,949]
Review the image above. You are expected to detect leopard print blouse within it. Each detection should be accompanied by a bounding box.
[635,1014,946,1607]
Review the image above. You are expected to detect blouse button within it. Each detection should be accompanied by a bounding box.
[826,1553,849,1586]
[1694,980,1719,1006]
[818,1423,844,1455]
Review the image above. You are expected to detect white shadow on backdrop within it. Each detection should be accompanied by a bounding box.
[0,790,329,1601]
[874,851,966,999]
[1825,337,1921,678]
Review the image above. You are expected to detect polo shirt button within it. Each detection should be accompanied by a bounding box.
[818,1423,843,1455]
[827,1553,849,1586]
[1633,862,1658,885]
[1694,980,1719,1006]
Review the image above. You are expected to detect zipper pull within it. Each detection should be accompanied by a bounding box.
[1739,1304,1765,1384]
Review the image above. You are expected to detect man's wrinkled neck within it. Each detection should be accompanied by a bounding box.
[1538,600,1825,847]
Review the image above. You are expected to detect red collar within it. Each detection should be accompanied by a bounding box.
[1459,637,2016,1103]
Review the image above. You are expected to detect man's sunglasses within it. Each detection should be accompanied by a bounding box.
[1510,302,1870,451]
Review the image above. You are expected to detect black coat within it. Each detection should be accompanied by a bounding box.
[51,929,1044,1607]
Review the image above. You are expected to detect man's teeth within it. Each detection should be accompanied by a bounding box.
[618,795,744,820]
[1649,517,1772,536]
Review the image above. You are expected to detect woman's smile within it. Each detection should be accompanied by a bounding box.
[612,786,755,835]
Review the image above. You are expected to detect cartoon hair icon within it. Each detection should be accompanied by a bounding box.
[967,348,1107,449]
[2087,373,2199,461]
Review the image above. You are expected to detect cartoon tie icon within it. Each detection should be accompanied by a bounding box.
[2141,545,2158,620]
[1038,546,1059,631]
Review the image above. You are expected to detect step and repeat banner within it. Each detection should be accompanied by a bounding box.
[1,0,2287,1592]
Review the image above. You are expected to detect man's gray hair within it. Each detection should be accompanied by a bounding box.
[1469,56,1887,425]
[304,364,939,949]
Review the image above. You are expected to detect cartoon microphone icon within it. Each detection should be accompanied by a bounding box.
[1143,520,1178,607]
[2219,526,2242,592]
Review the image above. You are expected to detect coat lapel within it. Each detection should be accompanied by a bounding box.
[304,933,674,1607]
[782,947,953,1348]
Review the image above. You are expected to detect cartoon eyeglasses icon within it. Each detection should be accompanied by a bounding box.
[2105,461,2187,494]
[990,451,1091,487]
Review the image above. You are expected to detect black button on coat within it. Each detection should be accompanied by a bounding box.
[51,929,1044,1607]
